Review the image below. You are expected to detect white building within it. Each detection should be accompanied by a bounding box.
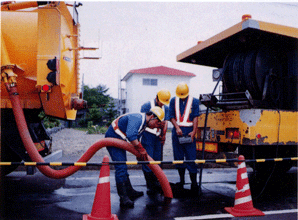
[119,66,196,115]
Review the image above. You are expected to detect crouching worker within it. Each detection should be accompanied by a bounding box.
[105,106,165,208]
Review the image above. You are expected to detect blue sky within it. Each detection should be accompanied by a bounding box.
[76,2,298,98]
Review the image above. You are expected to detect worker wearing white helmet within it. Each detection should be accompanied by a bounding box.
[140,89,171,195]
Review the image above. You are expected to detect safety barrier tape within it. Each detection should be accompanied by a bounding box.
[0,157,297,166]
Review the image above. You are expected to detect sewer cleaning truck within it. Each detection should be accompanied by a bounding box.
[0,3,172,199]
[177,15,297,175]
[1,1,89,175]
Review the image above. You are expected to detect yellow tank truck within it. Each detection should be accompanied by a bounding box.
[1,1,89,174]
[177,15,297,176]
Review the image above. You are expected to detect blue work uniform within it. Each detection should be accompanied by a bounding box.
[169,96,200,173]
[140,100,169,172]
[105,113,146,183]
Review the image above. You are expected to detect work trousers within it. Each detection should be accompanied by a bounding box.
[172,127,197,174]
[141,131,162,173]
[105,125,128,183]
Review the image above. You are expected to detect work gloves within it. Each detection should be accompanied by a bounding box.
[134,142,148,161]
[159,121,167,145]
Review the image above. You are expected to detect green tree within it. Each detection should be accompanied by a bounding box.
[82,84,117,127]
[87,104,104,123]
[38,111,61,129]
[105,98,118,126]
[83,84,110,107]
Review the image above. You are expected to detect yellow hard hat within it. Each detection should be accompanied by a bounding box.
[150,106,165,121]
[157,89,171,105]
[176,82,189,98]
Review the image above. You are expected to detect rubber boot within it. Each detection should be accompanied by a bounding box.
[176,168,186,189]
[190,172,199,196]
[125,177,144,200]
[116,182,134,208]
[144,172,162,195]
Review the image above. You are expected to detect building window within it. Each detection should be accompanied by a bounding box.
[143,78,158,86]
[151,79,157,86]
[143,78,150,85]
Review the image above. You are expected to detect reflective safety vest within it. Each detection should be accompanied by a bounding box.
[175,96,193,127]
[144,100,164,136]
[111,113,146,142]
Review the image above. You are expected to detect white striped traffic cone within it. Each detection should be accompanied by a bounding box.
[224,155,264,217]
[83,155,118,220]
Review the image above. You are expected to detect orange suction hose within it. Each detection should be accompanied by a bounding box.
[7,84,173,198]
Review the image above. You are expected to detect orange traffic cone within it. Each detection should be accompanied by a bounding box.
[224,155,265,217]
[83,156,118,220]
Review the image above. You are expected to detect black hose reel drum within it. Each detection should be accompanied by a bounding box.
[222,46,284,107]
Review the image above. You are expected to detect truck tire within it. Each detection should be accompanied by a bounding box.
[239,145,295,177]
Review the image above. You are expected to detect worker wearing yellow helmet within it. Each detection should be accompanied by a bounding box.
[149,106,165,121]
[105,107,164,208]
[157,89,171,105]
[140,89,171,195]
[169,82,201,195]
[175,82,190,99]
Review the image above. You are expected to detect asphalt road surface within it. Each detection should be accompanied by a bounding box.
[1,167,297,220]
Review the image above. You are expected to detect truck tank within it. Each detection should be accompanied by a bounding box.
[1,1,87,174]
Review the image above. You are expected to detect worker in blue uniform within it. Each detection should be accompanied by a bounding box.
[169,82,200,194]
[105,106,165,208]
[140,89,171,194]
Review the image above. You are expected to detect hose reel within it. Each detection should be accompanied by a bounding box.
[222,46,284,104]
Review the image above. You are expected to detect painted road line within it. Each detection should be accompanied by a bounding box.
[67,176,101,181]
[175,213,233,220]
[174,209,298,220]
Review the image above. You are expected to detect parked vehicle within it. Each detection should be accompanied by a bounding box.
[177,15,297,175]
[1,1,88,175]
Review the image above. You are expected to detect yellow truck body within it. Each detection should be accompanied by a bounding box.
[1,1,87,175]
[177,15,297,173]
[1,2,81,119]
[196,110,297,153]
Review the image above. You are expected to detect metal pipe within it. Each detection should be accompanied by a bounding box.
[1,1,47,11]
[198,64,227,195]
